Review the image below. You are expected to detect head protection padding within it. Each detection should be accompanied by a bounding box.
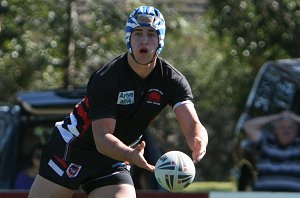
[125,6,166,55]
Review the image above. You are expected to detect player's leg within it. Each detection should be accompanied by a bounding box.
[82,164,135,198]
[88,184,136,198]
[28,175,74,198]
[29,129,80,197]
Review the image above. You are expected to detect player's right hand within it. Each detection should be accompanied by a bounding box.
[128,141,155,172]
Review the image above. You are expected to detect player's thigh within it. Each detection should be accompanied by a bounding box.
[88,184,136,198]
[28,175,74,198]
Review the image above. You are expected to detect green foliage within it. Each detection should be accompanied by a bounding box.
[152,0,300,180]
[133,6,251,179]
[0,0,129,101]
[0,0,67,101]
[207,0,300,70]
[198,0,300,180]
[0,0,299,181]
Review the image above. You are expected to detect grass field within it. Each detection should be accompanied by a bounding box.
[184,181,237,192]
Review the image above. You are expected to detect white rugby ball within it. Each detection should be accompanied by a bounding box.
[154,151,196,192]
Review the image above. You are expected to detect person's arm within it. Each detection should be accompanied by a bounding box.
[244,113,281,142]
[92,118,155,172]
[174,103,208,163]
[285,111,300,123]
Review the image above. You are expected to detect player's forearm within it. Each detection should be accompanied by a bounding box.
[174,103,208,161]
[182,121,208,162]
[94,133,154,172]
[187,123,208,150]
[95,132,133,162]
[198,124,208,147]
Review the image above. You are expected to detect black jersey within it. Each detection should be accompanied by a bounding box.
[55,53,193,153]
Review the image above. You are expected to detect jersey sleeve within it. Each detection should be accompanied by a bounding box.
[86,71,118,121]
[169,74,193,108]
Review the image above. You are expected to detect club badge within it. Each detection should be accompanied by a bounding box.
[66,163,82,178]
[146,89,163,105]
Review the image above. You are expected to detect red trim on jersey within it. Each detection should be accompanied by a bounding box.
[63,96,92,162]
[76,96,91,133]
[84,96,90,108]
[54,155,67,169]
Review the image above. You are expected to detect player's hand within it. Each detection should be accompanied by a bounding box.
[129,141,155,172]
[192,136,206,163]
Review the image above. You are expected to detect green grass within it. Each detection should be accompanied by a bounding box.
[183,181,237,192]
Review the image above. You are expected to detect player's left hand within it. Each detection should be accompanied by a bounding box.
[192,136,206,163]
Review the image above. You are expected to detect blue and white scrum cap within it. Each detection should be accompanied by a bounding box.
[125,6,166,55]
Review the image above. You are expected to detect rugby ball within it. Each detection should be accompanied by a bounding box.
[154,151,196,192]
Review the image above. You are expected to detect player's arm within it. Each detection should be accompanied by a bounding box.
[174,102,208,163]
[92,118,155,172]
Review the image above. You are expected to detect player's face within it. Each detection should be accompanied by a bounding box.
[130,27,158,65]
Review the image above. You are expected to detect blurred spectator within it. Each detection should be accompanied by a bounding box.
[244,110,300,192]
[14,144,44,190]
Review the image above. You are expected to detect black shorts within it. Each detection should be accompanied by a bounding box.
[39,128,134,195]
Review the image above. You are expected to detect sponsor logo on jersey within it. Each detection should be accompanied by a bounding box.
[146,89,163,105]
[117,91,134,105]
[66,163,82,178]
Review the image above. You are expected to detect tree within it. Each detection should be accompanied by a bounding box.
[0,0,127,101]
[0,0,66,101]
[203,0,300,180]
[208,0,300,70]
[1,0,298,181]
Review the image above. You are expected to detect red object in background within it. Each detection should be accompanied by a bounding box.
[137,192,209,198]
[0,191,209,198]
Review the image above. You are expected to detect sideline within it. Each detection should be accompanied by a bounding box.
[1,190,300,198]
[210,191,300,198]
[0,191,208,198]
